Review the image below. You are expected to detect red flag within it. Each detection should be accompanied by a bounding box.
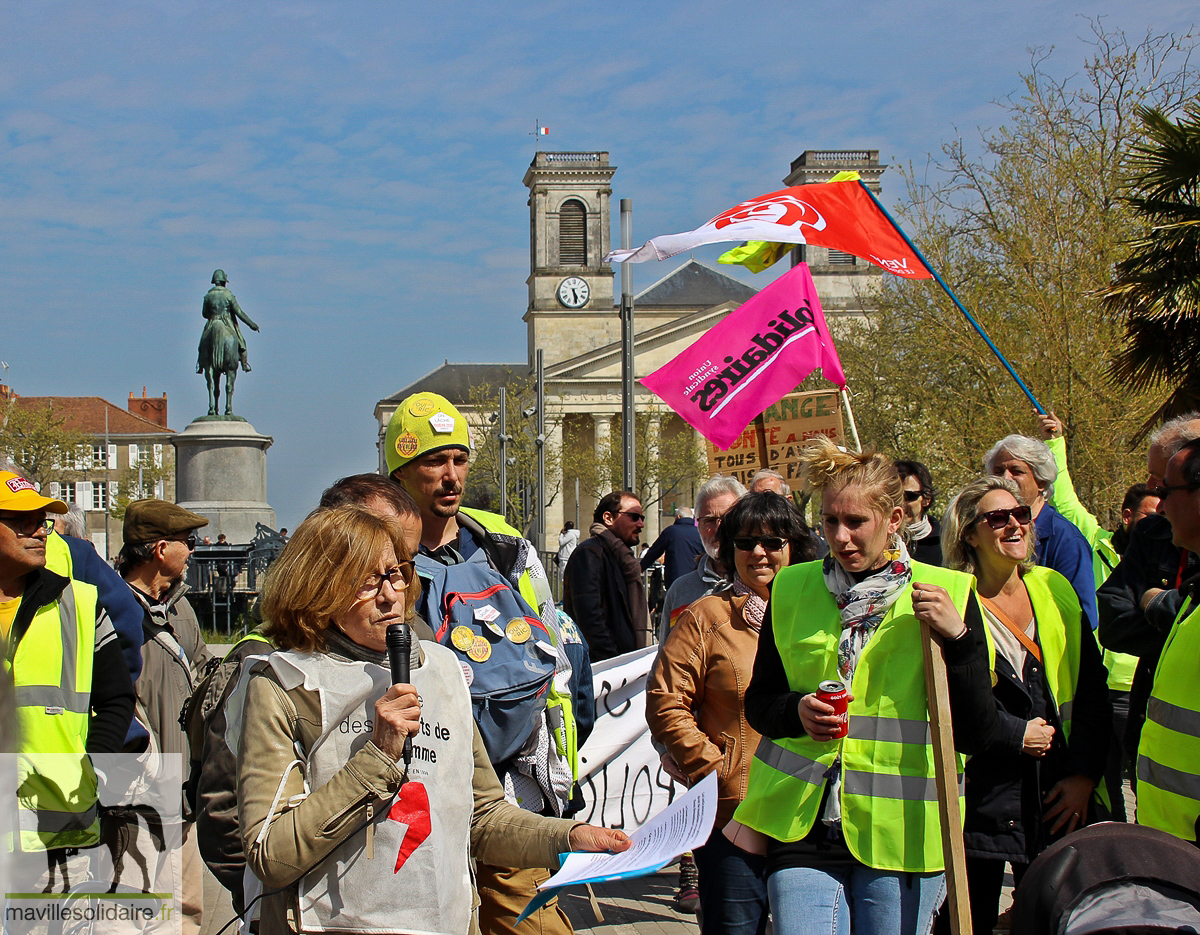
[641,264,845,449]
[607,180,931,279]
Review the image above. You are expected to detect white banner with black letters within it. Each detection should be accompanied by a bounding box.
[577,646,685,832]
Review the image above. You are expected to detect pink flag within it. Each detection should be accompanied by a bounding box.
[641,263,846,449]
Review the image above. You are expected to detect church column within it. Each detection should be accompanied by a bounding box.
[544,416,565,562]
[644,412,663,544]
[593,413,613,464]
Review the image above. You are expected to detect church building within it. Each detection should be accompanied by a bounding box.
[375,149,887,549]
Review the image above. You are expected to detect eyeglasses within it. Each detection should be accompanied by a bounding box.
[356,561,415,600]
[733,535,787,552]
[1151,483,1197,501]
[902,490,925,503]
[618,511,645,523]
[974,505,1033,530]
[0,513,54,536]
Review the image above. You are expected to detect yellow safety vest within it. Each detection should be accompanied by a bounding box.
[1019,567,1085,743]
[8,577,100,851]
[1137,595,1200,841]
[734,560,972,872]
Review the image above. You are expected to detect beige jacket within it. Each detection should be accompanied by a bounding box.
[645,590,762,828]
[237,647,577,935]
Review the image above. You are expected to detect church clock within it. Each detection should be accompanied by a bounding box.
[557,276,590,308]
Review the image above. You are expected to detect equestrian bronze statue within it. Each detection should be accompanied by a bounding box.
[196,269,259,417]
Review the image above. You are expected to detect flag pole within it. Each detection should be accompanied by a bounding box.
[839,389,862,452]
[856,181,1045,414]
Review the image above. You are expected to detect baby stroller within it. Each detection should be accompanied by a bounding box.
[1011,822,1200,934]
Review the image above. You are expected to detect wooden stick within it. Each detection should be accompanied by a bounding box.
[753,414,771,472]
[920,619,972,935]
[584,883,605,924]
[839,388,862,452]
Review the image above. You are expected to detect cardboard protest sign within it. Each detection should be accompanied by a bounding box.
[705,389,843,486]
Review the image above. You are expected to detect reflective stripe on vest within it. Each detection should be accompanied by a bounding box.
[1138,597,1200,841]
[1009,567,1083,744]
[9,578,100,851]
[734,559,974,873]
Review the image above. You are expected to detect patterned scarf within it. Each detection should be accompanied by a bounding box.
[730,578,767,631]
[823,536,913,684]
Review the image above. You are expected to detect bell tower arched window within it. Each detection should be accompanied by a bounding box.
[558,199,587,266]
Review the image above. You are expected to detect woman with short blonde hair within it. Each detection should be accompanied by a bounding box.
[261,506,418,653]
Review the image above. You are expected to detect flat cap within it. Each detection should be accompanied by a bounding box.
[123,499,209,544]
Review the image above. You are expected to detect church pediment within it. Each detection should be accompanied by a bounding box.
[546,300,745,383]
[635,258,758,307]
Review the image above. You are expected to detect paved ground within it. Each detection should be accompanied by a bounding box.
[559,864,699,935]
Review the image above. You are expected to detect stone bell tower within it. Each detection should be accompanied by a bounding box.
[523,151,617,366]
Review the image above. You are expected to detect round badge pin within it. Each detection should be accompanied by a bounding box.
[408,398,436,417]
[451,626,475,652]
[505,619,531,643]
[468,636,492,662]
[395,432,420,458]
[460,662,474,687]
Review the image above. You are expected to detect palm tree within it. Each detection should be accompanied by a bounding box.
[1103,104,1200,438]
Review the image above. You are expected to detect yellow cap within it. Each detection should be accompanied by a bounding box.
[385,392,470,474]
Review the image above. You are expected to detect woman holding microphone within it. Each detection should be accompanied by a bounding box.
[235,505,627,935]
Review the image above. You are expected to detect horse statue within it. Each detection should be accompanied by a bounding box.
[197,269,259,417]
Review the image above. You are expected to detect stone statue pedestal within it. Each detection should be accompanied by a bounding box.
[173,418,276,544]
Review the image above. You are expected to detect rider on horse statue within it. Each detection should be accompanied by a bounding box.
[197,269,260,416]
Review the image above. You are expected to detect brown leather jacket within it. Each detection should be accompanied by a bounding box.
[645,589,762,828]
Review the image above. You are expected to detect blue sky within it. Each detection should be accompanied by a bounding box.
[3,1,1195,530]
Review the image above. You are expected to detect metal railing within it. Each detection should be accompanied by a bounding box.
[184,524,287,634]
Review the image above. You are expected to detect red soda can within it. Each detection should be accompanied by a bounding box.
[817,679,850,738]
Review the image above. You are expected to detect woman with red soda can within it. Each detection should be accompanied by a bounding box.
[734,437,1000,935]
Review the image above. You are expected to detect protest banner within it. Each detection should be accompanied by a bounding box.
[706,389,843,485]
[577,646,684,832]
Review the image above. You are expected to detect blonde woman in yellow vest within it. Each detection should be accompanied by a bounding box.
[734,439,1001,935]
[937,476,1111,935]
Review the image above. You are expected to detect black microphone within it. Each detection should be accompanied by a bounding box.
[385,623,412,770]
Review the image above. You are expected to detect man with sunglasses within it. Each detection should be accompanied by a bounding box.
[564,490,649,663]
[0,471,135,860]
[117,499,214,935]
[1099,414,1200,785]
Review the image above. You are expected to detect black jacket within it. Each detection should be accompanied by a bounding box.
[639,517,704,588]
[910,516,944,567]
[961,607,1110,863]
[1097,513,1198,759]
[563,536,636,661]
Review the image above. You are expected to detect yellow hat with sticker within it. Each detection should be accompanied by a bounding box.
[385,392,471,473]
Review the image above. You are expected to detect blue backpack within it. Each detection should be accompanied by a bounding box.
[415,551,556,765]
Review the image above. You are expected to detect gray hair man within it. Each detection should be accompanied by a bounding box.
[1099,412,1200,774]
[656,474,747,644]
[747,468,790,497]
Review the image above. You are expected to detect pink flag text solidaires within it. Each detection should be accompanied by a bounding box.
[606,179,932,279]
[641,263,846,449]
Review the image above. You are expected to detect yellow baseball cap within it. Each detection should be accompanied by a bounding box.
[0,472,68,514]
[385,392,470,474]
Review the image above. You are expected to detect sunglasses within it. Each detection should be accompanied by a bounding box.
[1151,483,1196,501]
[974,505,1033,530]
[617,510,646,523]
[733,535,787,552]
[902,490,925,502]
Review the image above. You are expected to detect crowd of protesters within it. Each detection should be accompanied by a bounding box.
[5,399,1200,935]
[633,414,1200,934]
